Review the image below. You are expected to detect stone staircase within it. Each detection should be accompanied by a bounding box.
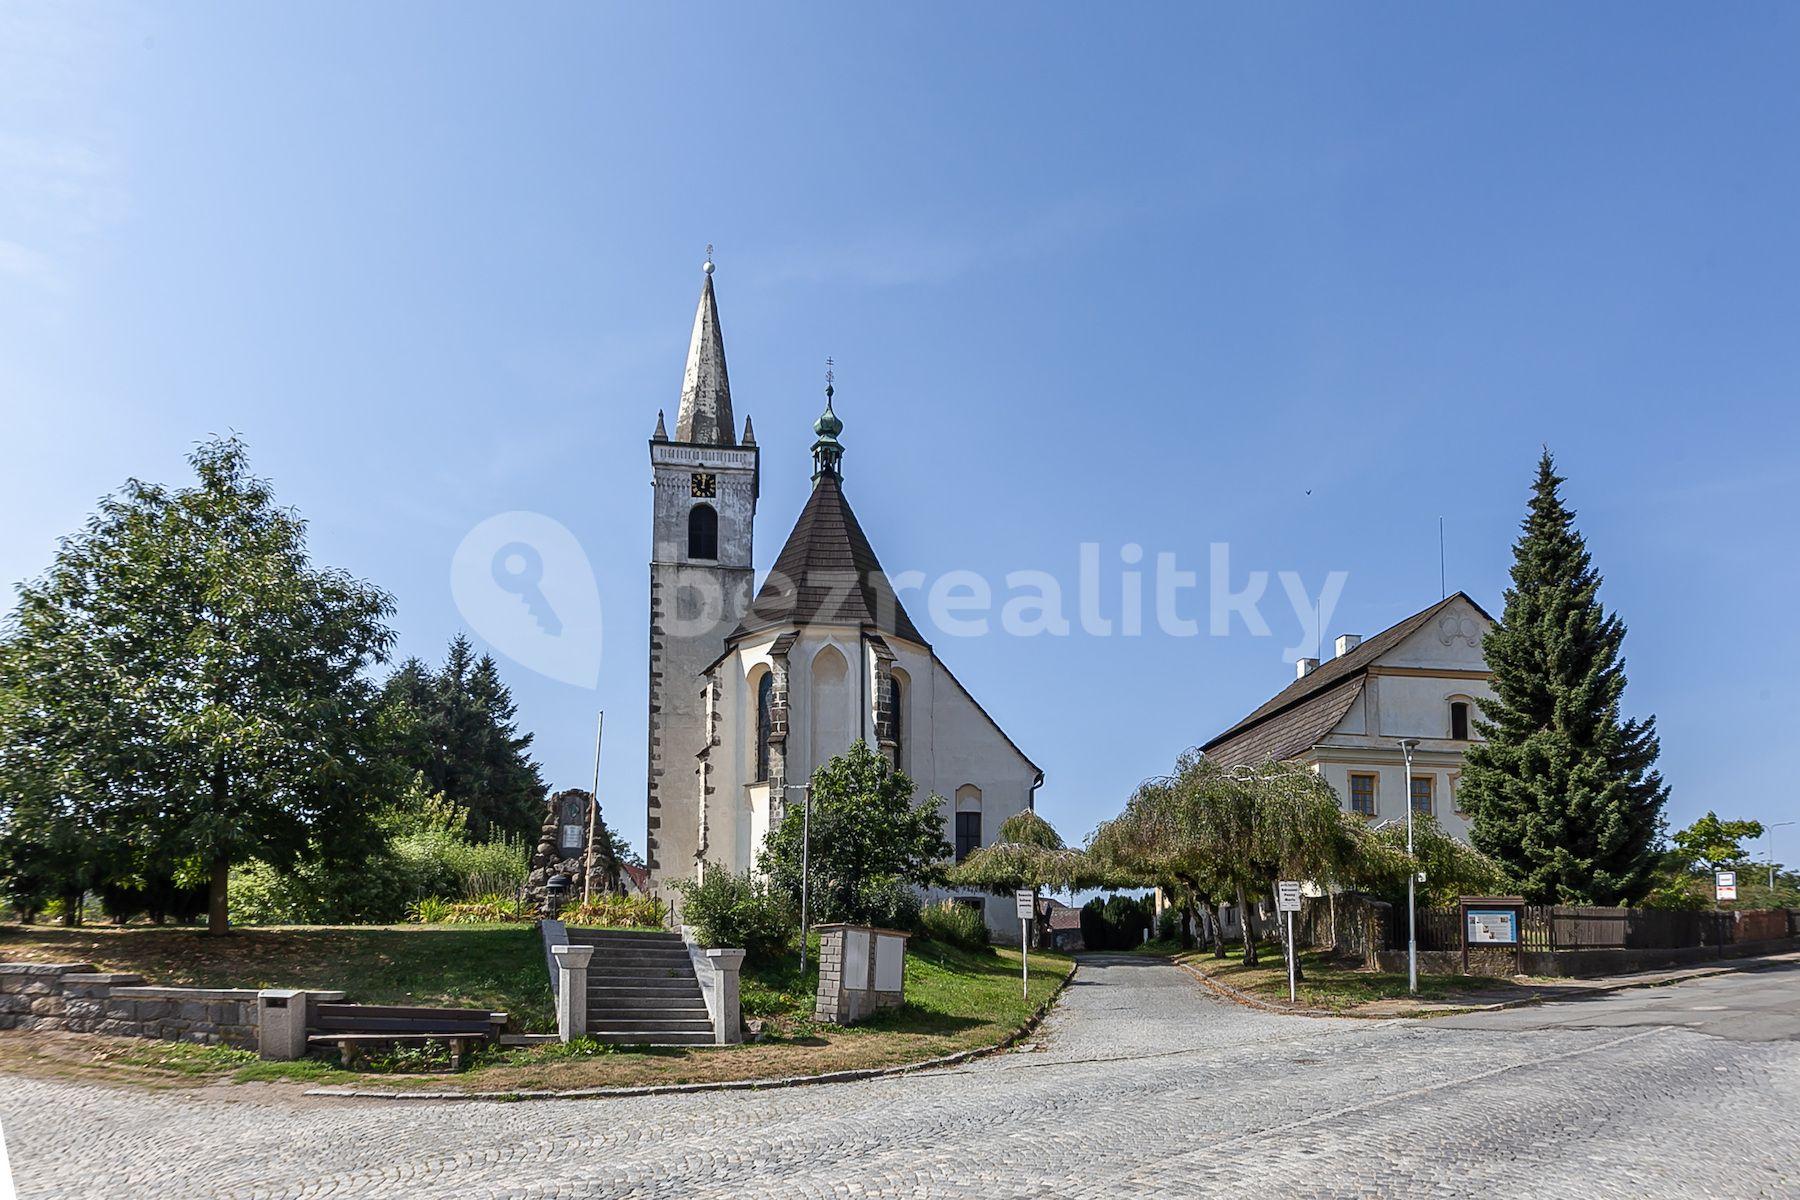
[560,927,716,1045]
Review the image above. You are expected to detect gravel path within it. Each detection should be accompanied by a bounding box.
[2,953,1795,1198]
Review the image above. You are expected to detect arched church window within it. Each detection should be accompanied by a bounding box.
[887,674,904,768]
[755,671,774,782]
[688,503,718,560]
[1449,699,1470,741]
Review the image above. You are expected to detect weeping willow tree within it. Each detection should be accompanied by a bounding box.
[1092,751,1384,970]
[946,810,1113,948]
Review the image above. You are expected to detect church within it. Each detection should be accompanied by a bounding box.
[645,262,1043,936]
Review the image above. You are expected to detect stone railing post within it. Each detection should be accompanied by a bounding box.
[702,949,745,1045]
[550,944,594,1042]
[257,989,310,1061]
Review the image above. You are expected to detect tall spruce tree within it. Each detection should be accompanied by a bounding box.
[1461,451,1667,904]
[381,635,546,839]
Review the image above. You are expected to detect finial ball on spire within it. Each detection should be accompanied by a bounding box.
[704,243,715,274]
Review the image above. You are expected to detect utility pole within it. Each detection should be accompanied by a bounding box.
[784,784,813,974]
[1398,738,1422,995]
[1769,821,1796,891]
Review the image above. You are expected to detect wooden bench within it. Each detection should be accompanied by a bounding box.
[307,1003,508,1071]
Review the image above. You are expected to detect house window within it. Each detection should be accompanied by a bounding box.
[1411,775,1435,817]
[953,896,983,913]
[1349,773,1377,816]
[754,672,773,782]
[1450,701,1470,741]
[687,503,718,560]
[955,811,982,863]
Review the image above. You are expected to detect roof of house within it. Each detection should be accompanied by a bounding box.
[1201,591,1492,766]
[728,469,927,645]
[620,862,651,896]
[1042,900,1083,932]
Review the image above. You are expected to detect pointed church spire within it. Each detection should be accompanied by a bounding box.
[652,409,668,441]
[674,254,735,446]
[811,360,844,482]
[741,415,755,445]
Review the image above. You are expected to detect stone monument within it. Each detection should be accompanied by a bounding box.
[524,788,620,915]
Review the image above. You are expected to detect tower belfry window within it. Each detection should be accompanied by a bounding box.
[688,503,718,560]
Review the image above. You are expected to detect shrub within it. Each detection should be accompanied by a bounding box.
[850,877,923,932]
[1157,905,1182,943]
[409,896,454,923]
[1080,894,1154,950]
[561,893,664,929]
[921,900,990,951]
[672,866,798,962]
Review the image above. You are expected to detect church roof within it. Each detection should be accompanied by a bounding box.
[674,267,735,446]
[1200,591,1493,765]
[728,470,928,646]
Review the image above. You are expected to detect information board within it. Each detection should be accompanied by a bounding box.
[1465,909,1519,945]
[1276,881,1302,913]
[1716,870,1738,902]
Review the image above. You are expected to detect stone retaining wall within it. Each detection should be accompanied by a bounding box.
[0,962,279,1050]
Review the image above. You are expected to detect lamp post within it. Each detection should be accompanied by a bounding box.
[1768,821,1796,891]
[1397,738,1422,995]
[784,784,813,974]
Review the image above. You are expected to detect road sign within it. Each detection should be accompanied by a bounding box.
[1276,881,1302,913]
[1716,870,1738,902]
[1016,889,1036,920]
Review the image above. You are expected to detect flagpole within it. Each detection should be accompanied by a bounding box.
[583,710,605,904]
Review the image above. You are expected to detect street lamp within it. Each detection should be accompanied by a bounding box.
[784,784,813,974]
[1397,738,1422,995]
[1768,821,1796,891]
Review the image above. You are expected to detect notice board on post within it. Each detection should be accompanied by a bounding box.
[1458,895,1527,975]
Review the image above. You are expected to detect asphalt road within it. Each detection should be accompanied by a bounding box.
[1,955,1795,1199]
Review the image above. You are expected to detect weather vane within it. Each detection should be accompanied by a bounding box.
[825,356,834,396]
[704,243,715,274]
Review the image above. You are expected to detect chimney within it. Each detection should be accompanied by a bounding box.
[1295,657,1319,679]
[1334,633,1362,658]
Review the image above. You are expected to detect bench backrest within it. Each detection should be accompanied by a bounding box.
[311,1002,504,1035]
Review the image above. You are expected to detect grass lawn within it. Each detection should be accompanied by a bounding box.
[1171,947,1508,1011]
[0,924,1073,1093]
[0,923,554,1030]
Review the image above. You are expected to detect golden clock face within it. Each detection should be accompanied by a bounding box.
[691,473,716,498]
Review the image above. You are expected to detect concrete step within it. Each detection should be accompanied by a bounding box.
[588,1005,711,1022]
[564,929,684,944]
[576,947,693,961]
[586,980,704,994]
[588,994,705,1008]
[587,1030,716,1046]
[588,1017,715,1034]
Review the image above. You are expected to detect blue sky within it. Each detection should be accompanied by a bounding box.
[4,4,1799,857]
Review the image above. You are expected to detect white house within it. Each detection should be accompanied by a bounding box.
[644,263,1042,936]
[1201,592,1497,840]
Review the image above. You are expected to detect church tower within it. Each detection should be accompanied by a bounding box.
[646,258,758,892]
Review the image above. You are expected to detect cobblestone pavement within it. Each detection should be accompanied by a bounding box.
[2,954,1796,1199]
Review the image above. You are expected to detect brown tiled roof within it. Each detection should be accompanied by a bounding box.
[729,472,927,645]
[1200,592,1492,763]
[620,862,651,896]
[1043,900,1083,931]
[1205,676,1365,767]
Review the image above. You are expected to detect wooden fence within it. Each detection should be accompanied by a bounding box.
[1388,905,1791,953]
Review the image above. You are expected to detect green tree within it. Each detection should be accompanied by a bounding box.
[946,810,1101,948]
[1459,452,1668,904]
[0,436,398,934]
[757,740,950,928]
[381,635,547,840]
[1670,812,1765,873]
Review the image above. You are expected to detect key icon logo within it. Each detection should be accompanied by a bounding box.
[451,512,602,688]
[491,541,562,636]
